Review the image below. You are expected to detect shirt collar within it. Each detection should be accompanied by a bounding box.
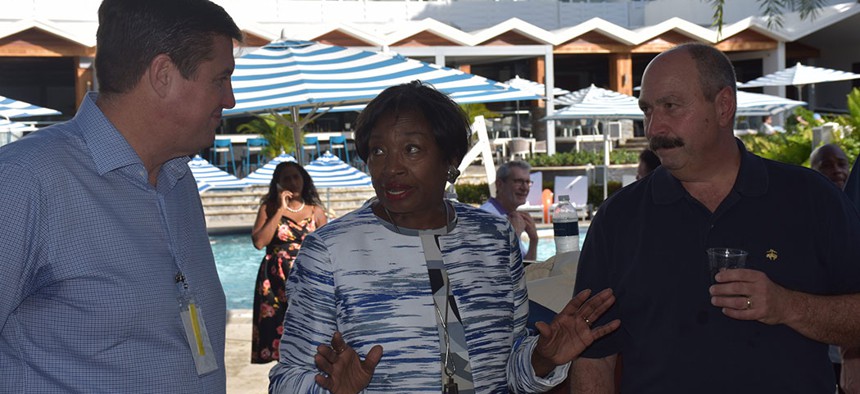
[76,92,191,185]
[651,138,768,205]
[487,197,509,215]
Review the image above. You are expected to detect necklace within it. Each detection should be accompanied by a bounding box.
[382,201,450,234]
[285,200,305,213]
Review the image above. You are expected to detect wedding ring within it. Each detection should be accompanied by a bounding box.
[745,297,752,310]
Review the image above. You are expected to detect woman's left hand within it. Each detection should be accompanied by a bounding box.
[531,288,620,377]
[314,331,384,394]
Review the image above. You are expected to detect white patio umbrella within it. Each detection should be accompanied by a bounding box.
[188,155,249,190]
[736,90,806,117]
[227,40,533,164]
[548,85,644,119]
[739,62,860,102]
[0,95,62,118]
[501,75,569,137]
[544,85,644,201]
[503,75,570,98]
[243,152,298,185]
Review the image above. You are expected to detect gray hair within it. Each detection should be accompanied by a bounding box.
[673,42,737,103]
[496,160,531,181]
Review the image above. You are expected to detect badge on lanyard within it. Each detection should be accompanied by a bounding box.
[176,272,218,376]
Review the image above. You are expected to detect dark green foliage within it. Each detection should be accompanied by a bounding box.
[588,181,622,208]
[455,183,491,204]
[236,113,301,159]
[526,149,639,167]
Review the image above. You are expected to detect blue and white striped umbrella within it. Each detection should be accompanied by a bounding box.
[188,155,249,190]
[284,83,541,114]
[546,84,643,120]
[226,40,526,116]
[737,91,806,116]
[243,153,298,185]
[304,152,372,188]
[196,179,214,193]
[0,95,62,118]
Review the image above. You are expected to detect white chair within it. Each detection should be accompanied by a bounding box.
[533,140,547,155]
[507,138,531,161]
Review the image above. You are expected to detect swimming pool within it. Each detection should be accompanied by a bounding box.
[211,227,587,309]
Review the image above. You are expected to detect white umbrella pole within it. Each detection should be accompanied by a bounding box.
[291,106,303,165]
[603,124,609,201]
[516,101,521,138]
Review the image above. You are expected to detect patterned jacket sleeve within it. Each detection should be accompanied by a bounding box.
[505,221,570,392]
[269,232,339,393]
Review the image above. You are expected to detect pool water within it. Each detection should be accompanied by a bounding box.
[210,226,587,310]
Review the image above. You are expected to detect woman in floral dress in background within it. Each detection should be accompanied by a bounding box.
[250,161,327,363]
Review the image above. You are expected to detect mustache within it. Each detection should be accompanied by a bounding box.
[649,136,685,150]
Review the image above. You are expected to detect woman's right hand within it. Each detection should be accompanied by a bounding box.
[279,190,293,212]
[314,331,384,394]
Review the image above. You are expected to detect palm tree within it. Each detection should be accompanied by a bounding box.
[236,113,301,159]
[709,0,826,35]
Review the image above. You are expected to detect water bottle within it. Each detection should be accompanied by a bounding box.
[553,195,579,254]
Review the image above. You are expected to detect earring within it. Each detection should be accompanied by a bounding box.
[446,166,460,183]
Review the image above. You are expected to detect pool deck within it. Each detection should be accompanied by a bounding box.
[226,309,271,393]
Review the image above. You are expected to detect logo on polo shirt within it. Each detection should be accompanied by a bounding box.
[766,249,778,261]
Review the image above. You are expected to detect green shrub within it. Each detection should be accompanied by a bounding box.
[740,105,860,167]
[455,183,490,204]
[588,181,622,208]
[526,149,639,167]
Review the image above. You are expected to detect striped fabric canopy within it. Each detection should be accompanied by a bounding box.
[243,153,298,185]
[196,180,214,193]
[736,91,806,116]
[304,152,372,188]
[0,95,62,118]
[226,40,529,116]
[282,83,541,114]
[546,84,643,120]
[740,63,860,88]
[188,155,249,190]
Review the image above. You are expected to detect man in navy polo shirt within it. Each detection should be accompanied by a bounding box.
[569,43,860,393]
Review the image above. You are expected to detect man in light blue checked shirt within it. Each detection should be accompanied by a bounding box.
[0,0,241,392]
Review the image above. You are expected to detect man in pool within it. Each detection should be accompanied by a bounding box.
[570,43,860,393]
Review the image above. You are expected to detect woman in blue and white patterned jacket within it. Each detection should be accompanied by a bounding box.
[269,81,619,394]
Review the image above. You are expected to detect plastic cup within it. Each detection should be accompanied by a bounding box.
[706,247,748,280]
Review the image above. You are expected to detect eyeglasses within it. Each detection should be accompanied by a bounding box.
[508,179,534,187]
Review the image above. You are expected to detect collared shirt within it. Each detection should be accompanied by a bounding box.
[479,198,529,256]
[575,140,860,393]
[0,93,226,393]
